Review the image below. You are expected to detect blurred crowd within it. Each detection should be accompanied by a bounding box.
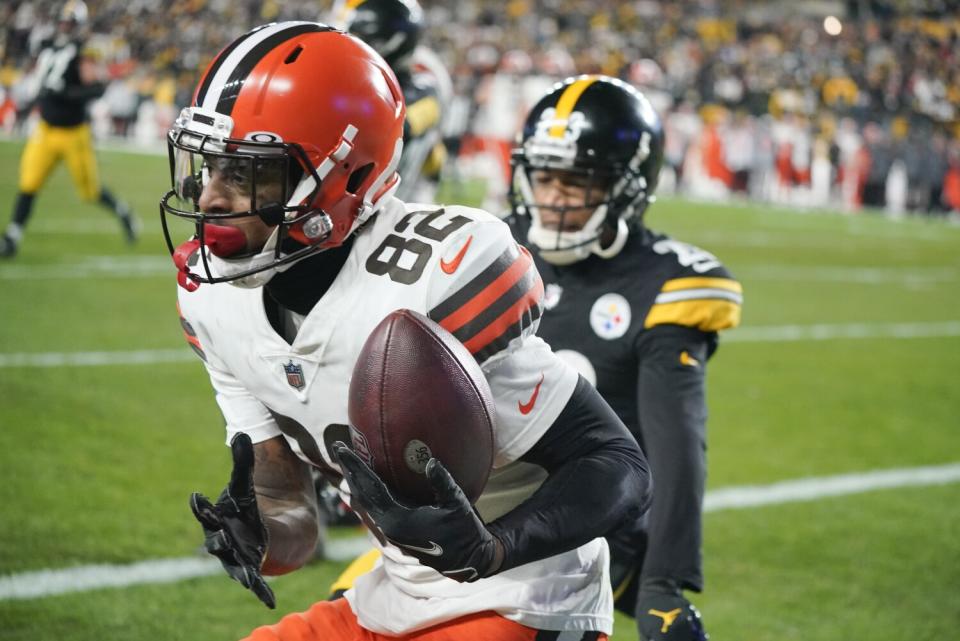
[2,0,960,215]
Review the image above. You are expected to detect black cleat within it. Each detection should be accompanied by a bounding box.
[0,235,17,258]
[637,591,708,641]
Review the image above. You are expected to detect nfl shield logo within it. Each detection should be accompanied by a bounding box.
[349,425,373,467]
[283,361,305,391]
[544,283,563,310]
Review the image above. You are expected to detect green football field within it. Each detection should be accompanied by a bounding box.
[0,139,958,640]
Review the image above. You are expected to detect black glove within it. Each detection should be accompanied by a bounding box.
[334,441,504,582]
[190,433,275,608]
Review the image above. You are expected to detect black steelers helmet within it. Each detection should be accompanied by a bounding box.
[345,0,424,70]
[59,0,89,26]
[511,75,664,265]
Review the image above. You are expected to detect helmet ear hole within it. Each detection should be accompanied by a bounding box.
[347,163,374,194]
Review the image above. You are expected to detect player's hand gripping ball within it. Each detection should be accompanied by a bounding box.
[346,309,495,506]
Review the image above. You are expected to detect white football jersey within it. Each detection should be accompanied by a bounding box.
[176,196,613,635]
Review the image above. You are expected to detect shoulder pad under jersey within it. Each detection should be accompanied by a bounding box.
[643,236,743,332]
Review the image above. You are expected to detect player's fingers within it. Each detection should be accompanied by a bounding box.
[228,433,256,500]
[249,573,277,609]
[204,528,231,555]
[223,559,252,588]
[334,443,396,512]
[425,458,467,506]
[190,492,224,530]
[333,445,372,501]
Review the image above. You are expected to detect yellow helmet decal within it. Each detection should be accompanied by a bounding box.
[548,76,597,138]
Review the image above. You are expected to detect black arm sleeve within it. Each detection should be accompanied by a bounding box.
[61,81,106,102]
[633,324,714,591]
[486,375,652,573]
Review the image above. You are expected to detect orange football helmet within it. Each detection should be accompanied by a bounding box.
[160,22,406,289]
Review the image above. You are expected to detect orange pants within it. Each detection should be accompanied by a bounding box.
[243,597,607,641]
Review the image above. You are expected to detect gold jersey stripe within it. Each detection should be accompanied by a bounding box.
[329,548,380,595]
[661,277,742,294]
[644,298,742,331]
[406,95,441,137]
[548,76,597,138]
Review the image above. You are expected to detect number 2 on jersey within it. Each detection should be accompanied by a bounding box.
[365,209,471,284]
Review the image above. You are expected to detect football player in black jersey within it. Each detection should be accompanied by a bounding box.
[1,0,138,258]
[507,75,743,641]
[343,0,448,202]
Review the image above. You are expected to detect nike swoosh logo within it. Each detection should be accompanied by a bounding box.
[440,235,473,274]
[387,537,444,557]
[443,567,479,582]
[518,373,545,415]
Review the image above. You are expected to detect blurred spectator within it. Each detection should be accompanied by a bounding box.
[862,122,893,208]
[2,0,957,218]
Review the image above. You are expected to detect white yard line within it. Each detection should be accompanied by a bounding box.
[0,349,195,368]
[0,537,373,601]
[0,256,169,280]
[733,265,958,285]
[1,255,957,285]
[703,463,960,511]
[2,320,957,369]
[725,321,960,342]
[2,462,958,601]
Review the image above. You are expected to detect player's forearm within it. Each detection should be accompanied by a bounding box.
[635,328,710,457]
[60,82,105,101]
[258,498,318,575]
[488,446,649,572]
[487,377,652,573]
[249,435,320,574]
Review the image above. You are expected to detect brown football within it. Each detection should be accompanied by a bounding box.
[348,309,495,505]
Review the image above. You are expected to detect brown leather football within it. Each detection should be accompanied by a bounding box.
[348,309,495,505]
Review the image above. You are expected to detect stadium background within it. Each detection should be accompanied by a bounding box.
[1,1,958,639]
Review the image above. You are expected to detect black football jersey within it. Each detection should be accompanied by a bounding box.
[34,38,104,127]
[508,216,742,439]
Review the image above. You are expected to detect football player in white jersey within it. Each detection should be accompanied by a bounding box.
[161,24,650,641]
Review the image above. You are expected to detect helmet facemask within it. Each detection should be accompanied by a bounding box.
[159,24,407,291]
[511,75,664,266]
[160,108,328,291]
[512,152,650,266]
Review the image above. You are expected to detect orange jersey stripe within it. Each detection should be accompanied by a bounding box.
[436,247,534,334]
[184,332,202,350]
[462,273,544,355]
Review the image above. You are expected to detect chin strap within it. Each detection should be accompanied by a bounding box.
[534,218,630,266]
[593,218,629,259]
[173,238,202,291]
[172,225,248,291]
